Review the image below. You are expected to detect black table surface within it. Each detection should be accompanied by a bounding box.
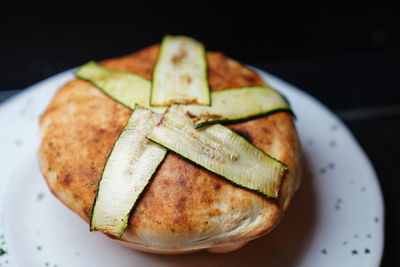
[1,4,399,266]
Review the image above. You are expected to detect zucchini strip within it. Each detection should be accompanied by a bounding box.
[147,105,286,199]
[90,107,167,236]
[182,86,291,128]
[76,61,165,113]
[151,35,210,106]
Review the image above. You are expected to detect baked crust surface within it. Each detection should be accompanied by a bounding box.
[38,44,301,253]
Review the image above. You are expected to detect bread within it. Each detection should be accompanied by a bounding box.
[38,44,302,254]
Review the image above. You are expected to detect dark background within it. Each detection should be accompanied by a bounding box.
[1,3,399,266]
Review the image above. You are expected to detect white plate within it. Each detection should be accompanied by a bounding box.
[0,68,384,267]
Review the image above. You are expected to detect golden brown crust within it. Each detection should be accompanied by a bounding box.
[38,44,301,253]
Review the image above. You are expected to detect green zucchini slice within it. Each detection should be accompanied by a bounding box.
[147,105,286,199]
[151,35,210,106]
[90,107,167,236]
[76,61,165,113]
[182,86,291,128]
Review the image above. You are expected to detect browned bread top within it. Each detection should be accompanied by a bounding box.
[38,44,301,253]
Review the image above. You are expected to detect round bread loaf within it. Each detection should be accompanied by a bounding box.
[38,44,302,254]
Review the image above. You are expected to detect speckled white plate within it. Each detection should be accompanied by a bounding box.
[0,68,384,267]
